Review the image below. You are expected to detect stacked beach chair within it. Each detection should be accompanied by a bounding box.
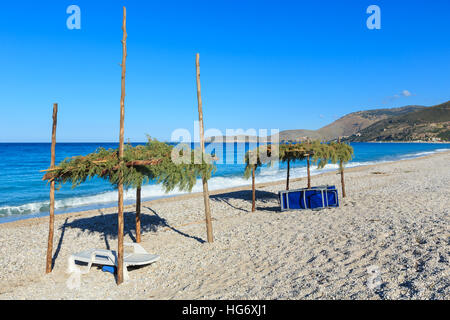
[278,185,339,211]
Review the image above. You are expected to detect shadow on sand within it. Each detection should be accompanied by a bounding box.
[210,189,279,212]
[52,189,280,267]
[52,206,207,267]
[52,211,166,268]
[143,206,206,244]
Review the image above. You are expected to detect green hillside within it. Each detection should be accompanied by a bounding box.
[346,101,450,142]
[275,105,425,142]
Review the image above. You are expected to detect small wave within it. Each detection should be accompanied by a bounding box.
[406,151,434,157]
[0,188,140,217]
[0,202,50,217]
[394,148,449,161]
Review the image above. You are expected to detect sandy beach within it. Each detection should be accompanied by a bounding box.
[0,151,449,300]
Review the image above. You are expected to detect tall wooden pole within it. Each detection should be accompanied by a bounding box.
[46,103,58,274]
[286,159,290,190]
[340,161,346,198]
[117,6,127,285]
[136,186,141,243]
[307,155,311,189]
[337,137,346,197]
[195,53,214,243]
[251,166,256,212]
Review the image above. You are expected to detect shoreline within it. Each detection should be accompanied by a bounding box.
[2,149,449,229]
[1,142,449,225]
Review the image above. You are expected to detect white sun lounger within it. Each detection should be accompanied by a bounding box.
[67,242,160,281]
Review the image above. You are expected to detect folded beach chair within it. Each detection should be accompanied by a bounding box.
[278,185,339,211]
[67,242,160,281]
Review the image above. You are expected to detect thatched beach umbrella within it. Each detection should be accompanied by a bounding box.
[279,144,309,190]
[328,139,354,198]
[281,141,335,190]
[44,9,217,282]
[244,145,276,212]
[42,139,215,271]
[310,140,333,172]
[302,141,317,189]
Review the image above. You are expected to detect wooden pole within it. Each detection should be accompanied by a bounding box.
[117,6,127,285]
[307,155,311,189]
[45,103,58,274]
[195,53,214,243]
[340,161,346,198]
[251,166,256,212]
[136,186,141,243]
[337,137,346,198]
[286,159,290,190]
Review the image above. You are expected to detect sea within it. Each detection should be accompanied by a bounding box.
[0,142,448,224]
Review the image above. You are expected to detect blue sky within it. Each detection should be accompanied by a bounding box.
[0,0,449,142]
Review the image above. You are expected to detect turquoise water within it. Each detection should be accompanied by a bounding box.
[0,142,448,223]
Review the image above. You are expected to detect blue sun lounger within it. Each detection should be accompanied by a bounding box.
[278,185,339,211]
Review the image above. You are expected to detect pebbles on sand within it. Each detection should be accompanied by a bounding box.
[0,151,449,300]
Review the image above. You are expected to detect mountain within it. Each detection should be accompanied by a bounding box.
[345,101,450,142]
[273,105,426,142]
[205,101,449,143]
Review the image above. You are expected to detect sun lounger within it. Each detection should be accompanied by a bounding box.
[278,185,339,211]
[67,242,160,281]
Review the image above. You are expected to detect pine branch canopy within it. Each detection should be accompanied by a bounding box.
[328,141,354,170]
[42,138,216,193]
[310,141,333,169]
[279,143,308,163]
[243,145,276,179]
[243,140,354,177]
